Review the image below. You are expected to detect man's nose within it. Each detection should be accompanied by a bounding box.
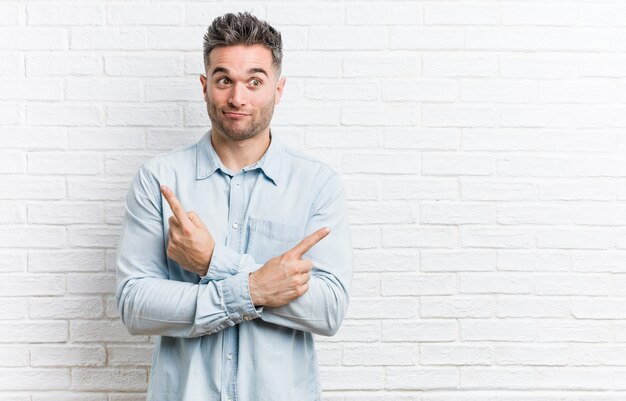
[228,83,247,108]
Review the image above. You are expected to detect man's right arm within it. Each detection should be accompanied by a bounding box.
[115,166,260,338]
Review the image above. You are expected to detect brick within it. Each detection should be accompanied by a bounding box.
[28,152,101,175]
[463,129,537,151]
[0,251,26,273]
[390,27,464,50]
[306,128,381,150]
[347,297,417,319]
[27,3,103,25]
[272,104,342,126]
[0,298,27,320]
[421,344,492,366]
[572,298,626,319]
[0,152,26,173]
[147,27,205,51]
[537,178,612,201]
[424,3,499,25]
[0,102,22,125]
[32,393,106,401]
[27,104,101,126]
[502,4,577,26]
[68,227,119,248]
[0,27,67,50]
[146,129,203,151]
[68,177,130,201]
[382,80,457,102]
[107,3,183,25]
[347,3,421,25]
[0,127,67,149]
[184,3,266,26]
[31,345,105,367]
[0,52,23,75]
[0,368,69,390]
[353,250,418,272]
[421,296,493,319]
[537,321,611,343]
[497,204,572,225]
[383,227,457,248]
[382,320,457,342]
[309,27,387,50]
[498,156,573,177]
[423,54,497,78]
[497,250,570,272]
[381,178,457,200]
[0,177,66,200]
[106,204,126,225]
[495,345,569,366]
[461,320,535,342]
[343,344,416,366]
[0,321,67,343]
[381,273,456,296]
[385,368,459,390]
[105,153,154,176]
[539,130,615,152]
[320,367,383,390]
[570,345,626,366]
[0,3,20,26]
[499,105,574,128]
[343,53,420,78]
[0,78,62,100]
[384,128,460,150]
[107,105,179,127]
[105,296,120,318]
[501,55,579,79]
[421,202,495,225]
[459,273,533,295]
[67,273,115,295]
[497,297,570,318]
[574,204,626,226]
[268,4,344,25]
[0,345,28,367]
[342,103,418,126]
[540,80,619,104]
[107,345,153,367]
[26,52,102,76]
[535,274,611,296]
[350,274,380,297]
[306,80,379,101]
[343,154,419,174]
[316,343,342,366]
[282,52,342,77]
[67,78,141,101]
[460,227,535,249]
[537,228,613,250]
[423,105,498,128]
[71,27,146,50]
[29,297,104,319]
[461,79,537,103]
[71,320,147,343]
[578,4,626,26]
[0,227,66,249]
[69,128,145,150]
[29,250,105,273]
[423,154,494,176]
[349,201,415,225]
[573,251,626,273]
[350,227,381,250]
[105,54,182,77]
[71,368,147,391]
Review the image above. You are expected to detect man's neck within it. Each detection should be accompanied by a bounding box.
[210,129,271,172]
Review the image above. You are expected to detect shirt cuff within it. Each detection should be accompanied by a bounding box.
[202,244,260,282]
[219,272,262,324]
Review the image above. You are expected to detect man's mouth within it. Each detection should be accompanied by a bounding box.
[223,111,251,118]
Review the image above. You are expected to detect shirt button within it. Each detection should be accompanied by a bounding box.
[227,353,232,360]
[243,315,250,321]
[232,222,239,229]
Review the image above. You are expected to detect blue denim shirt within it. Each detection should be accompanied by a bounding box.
[116,132,353,401]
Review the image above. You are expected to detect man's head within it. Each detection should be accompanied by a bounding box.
[203,12,283,75]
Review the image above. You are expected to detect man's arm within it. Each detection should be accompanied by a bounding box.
[115,166,260,338]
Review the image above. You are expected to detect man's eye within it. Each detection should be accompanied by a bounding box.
[217,78,231,85]
[249,79,261,87]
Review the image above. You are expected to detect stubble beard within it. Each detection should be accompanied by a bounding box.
[207,99,275,142]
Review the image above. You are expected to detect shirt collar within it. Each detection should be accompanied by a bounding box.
[196,130,283,186]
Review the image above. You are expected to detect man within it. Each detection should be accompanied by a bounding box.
[116,12,353,401]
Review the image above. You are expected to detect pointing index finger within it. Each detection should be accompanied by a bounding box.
[286,227,330,260]
[160,185,192,229]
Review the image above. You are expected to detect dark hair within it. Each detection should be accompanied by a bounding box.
[203,12,283,73]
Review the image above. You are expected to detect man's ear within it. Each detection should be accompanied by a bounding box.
[199,74,208,100]
[275,76,286,105]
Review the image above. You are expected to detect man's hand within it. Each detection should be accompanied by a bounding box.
[248,227,330,308]
[161,185,215,276]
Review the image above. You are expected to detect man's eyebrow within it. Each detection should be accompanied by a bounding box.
[211,67,229,76]
[248,67,269,77]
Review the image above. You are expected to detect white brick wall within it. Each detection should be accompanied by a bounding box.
[2,0,626,399]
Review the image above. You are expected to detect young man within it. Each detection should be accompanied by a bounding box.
[116,12,353,401]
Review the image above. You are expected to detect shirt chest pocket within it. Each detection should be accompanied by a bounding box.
[247,218,305,264]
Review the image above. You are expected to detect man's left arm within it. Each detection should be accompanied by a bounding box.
[258,173,353,336]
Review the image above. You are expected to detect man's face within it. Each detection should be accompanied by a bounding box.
[200,44,285,141]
